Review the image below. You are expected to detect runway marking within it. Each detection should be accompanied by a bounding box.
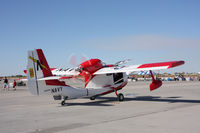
[111,102,120,104]
[29,123,90,133]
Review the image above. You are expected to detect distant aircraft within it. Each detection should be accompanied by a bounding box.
[26,49,184,106]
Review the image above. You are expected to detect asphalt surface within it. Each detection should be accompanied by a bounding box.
[0,81,200,133]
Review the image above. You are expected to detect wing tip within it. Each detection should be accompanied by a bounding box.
[168,60,185,69]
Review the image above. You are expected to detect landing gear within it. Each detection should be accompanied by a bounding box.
[61,100,66,106]
[118,93,124,101]
[61,96,68,106]
[114,89,124,102]
[90,96,96,100]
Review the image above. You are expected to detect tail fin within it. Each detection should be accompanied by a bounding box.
[27,49,66,95]
[27,49,52,79]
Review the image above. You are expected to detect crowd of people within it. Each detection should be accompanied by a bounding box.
[1,77,16,91]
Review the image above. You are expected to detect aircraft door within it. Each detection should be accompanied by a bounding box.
[113,73,124,84]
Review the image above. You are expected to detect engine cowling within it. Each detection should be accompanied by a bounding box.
[79,59,103,74]
[150,79,162,91]
[78,59,103,87]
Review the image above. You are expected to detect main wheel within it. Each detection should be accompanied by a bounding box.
[90,96,96,100]
[118,93,124,102]
[61,100,66,106]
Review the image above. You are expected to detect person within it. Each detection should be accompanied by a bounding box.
[13,80,16,91]
[4,77,9,91]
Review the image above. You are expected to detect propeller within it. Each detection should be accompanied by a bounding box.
[68,53,91,86]
[68,54,77,67]
[68,53,89,67]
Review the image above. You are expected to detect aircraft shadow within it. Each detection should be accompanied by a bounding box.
[62,96,200,107]
[97,96,200,104]
[62,99,114,107]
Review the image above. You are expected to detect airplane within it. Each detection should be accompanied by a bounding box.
[26,49,185,106]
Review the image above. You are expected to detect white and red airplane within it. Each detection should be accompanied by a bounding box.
[26,49,184,106]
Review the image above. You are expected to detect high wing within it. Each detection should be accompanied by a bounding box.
[51,68,80,76]
[24,68,80,78]
[94,61,185,75]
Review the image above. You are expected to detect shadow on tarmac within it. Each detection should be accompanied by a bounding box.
[62,96,200,107]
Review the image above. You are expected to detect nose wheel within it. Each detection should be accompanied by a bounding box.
[118,93,124,101]
[114,89,124,102]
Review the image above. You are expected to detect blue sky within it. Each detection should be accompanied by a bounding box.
[0,0,200,76]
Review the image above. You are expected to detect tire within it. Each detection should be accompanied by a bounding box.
[90,96,96,100]
[118,93,124,102]
[61,101,66,106]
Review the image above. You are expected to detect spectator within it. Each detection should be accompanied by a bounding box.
[13,80,16,91]
[4,77,9,91]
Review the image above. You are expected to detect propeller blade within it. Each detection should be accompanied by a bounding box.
[68,54,77,67]
[80,54,89,63]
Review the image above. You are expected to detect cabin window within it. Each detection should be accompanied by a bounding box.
[106,73,112,76]
[113,73,124,84]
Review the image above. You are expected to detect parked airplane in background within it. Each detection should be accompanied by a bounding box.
[26,49,184,106]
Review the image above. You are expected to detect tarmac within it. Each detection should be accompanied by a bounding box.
[0,81,200,133]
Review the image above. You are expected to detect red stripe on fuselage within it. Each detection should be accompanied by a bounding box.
[101,81,128,96]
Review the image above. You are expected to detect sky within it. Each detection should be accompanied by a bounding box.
[0,0,200,76]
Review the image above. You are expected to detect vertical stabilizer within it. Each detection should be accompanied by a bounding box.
[27,49,66,95]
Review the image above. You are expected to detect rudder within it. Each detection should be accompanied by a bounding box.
[27,49,64,95]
